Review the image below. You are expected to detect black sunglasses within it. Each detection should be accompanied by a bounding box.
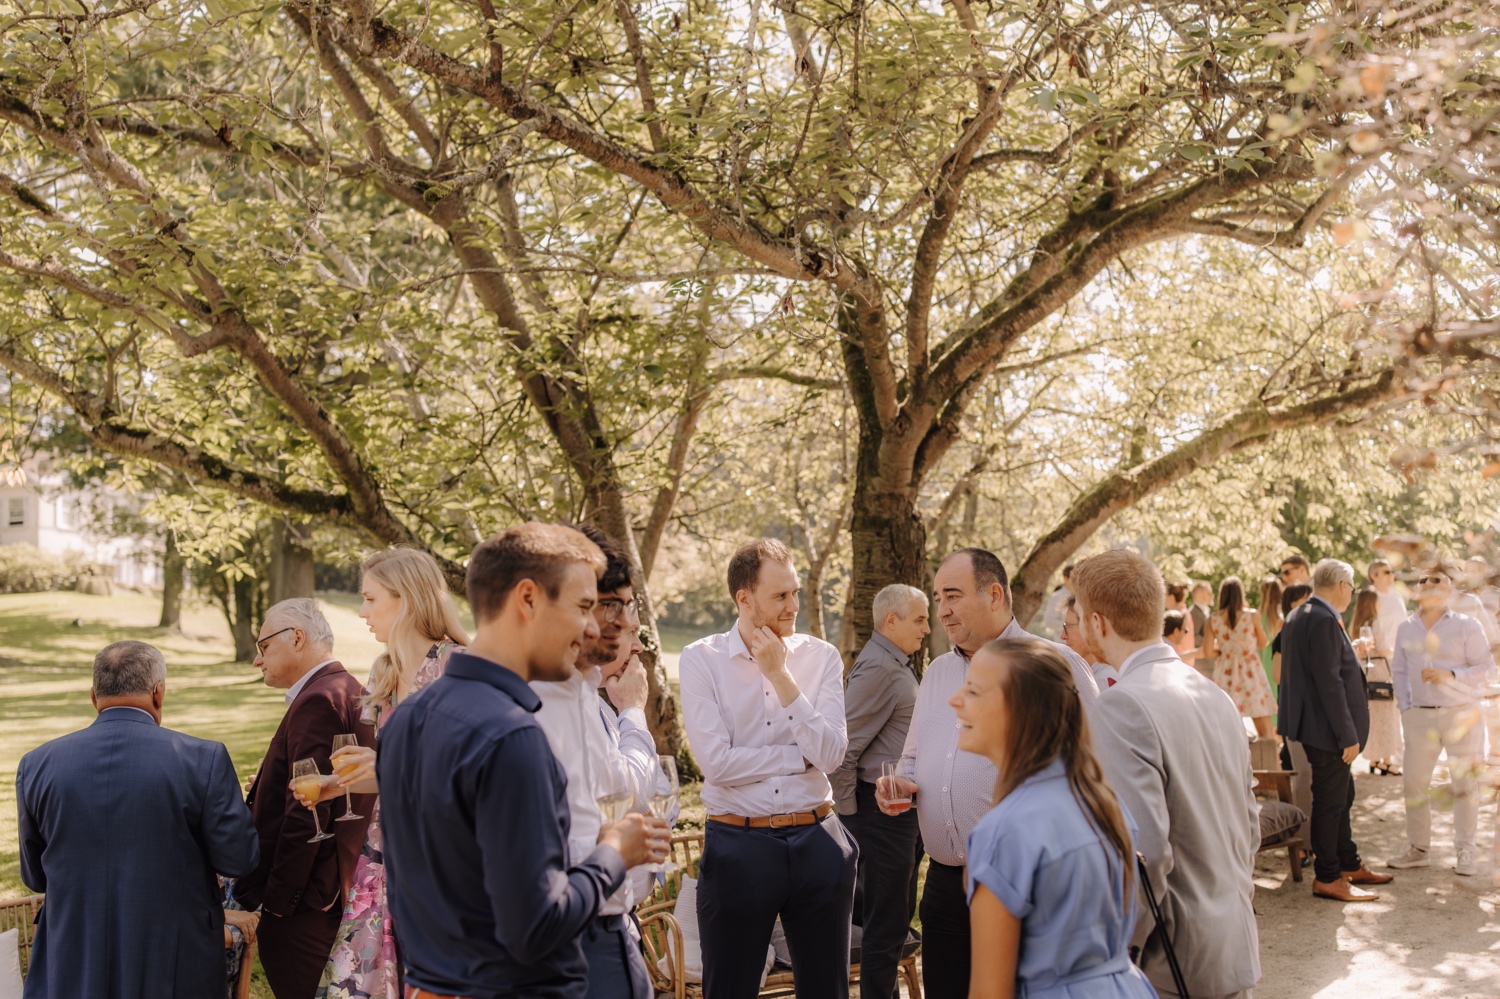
[1418,576,1450,586]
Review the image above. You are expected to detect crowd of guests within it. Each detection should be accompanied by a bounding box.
[14,524,1500,999]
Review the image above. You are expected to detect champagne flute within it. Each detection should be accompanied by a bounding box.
[331,734,365,822]
[291,759,335,843]
[649,754,680,875]
[595,756,634,826]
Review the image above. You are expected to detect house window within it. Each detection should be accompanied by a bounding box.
[7,497,23,527]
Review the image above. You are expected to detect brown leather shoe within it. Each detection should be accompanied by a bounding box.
[1343,865,1394,885]
[1314,878,1380,901]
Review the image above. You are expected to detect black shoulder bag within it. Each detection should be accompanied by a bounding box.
[1132,853,1190,999]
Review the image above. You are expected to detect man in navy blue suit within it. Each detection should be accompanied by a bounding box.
[16,640,260,998]
[1278,558,1392,902]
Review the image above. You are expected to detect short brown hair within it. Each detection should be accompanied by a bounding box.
[1072,550,1164,642]
[727,539,794,602]
[1280,553,1311,570]
[466,522,605,623]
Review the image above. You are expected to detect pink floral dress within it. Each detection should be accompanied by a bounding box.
[1207,611,1276,717]
[317,642,460,999]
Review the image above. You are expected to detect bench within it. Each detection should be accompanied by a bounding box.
[638,832,922,998]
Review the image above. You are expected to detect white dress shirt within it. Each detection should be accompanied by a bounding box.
[532,666,645,916]
[1391,611,1495,711]
[284,659,336,704]
[679,625,847,817]
[896,616,1099,866]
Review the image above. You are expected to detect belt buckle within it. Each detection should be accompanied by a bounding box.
[769,812,795,828]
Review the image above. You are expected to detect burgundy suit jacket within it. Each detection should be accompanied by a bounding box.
[233,662,375,916]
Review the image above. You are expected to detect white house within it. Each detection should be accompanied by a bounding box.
[0,461,162,588]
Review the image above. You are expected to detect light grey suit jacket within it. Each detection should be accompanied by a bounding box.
[1091,643,1261,997]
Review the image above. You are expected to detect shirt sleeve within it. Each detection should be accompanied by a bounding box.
[1457,617,1496,686]
[477,728,625,965]
[607,701,664,814]
[896,677,926,782]
[1391,625,1413,712]
[965,812,1036,918]
[680,646,803,787]
[832,662,897,813]
[782,643,849,774]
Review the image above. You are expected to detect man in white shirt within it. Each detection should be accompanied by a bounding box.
[1387,560,1495,877]
[679,538,854,999]
[532,528,669,999]
[875,547,1098,999]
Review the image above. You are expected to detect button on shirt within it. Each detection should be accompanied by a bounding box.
[679,626,847,817]
[1391,611,1496,711]
[832,632,920,814]
[378,652,625,999]
[897,617,1099,866]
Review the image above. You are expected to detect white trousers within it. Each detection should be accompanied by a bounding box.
[1401,704,1484,853]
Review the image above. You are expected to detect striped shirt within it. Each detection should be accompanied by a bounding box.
[896,617,1099,865]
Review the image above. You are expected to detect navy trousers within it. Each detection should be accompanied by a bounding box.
[581,914,651,999]
[919,860,970,999]
[844,781,921,999]
[697,815,858,999]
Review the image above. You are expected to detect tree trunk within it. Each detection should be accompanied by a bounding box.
[230,573,258,662]
[269,518,316,604]
[840,477,926,663]
[158,530,184,630]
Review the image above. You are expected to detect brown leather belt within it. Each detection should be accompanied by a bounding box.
[708,801,835,828]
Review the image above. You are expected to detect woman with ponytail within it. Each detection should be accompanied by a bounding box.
[949,637,1156,999]
[301,548,469,999]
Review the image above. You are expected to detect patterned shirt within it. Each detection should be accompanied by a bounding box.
[896,617,1099,866]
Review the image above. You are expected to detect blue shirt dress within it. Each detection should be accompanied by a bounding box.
[965,757,1157,999]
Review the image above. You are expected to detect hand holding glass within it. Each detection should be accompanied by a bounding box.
[595,756,634,825]
[290,759,335,843]
[878,760,914,814]
[331,734,365,821]
[648,755,680,874]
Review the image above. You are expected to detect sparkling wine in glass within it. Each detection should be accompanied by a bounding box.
[331,734,365,821]
[291,759,335,843]
[649,754,680,874]
[595,756,634,826]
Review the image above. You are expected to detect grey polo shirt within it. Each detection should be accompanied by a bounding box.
[831,632,919,814]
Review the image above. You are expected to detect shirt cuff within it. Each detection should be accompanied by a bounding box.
[783,692,816,724]
[617,707,650,732]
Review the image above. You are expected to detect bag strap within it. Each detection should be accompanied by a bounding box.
[1136,852,1190,999]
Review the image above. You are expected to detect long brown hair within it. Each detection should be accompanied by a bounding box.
[984,637,1134,895]
[1260,577,1284,633]
[1218,576,1246,629]
[1350,587,1379,637]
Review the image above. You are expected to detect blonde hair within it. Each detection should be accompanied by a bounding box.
[362,548,471,714]
[1072,550,1165,642]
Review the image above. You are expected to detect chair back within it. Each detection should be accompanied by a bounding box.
[0,895,43,978]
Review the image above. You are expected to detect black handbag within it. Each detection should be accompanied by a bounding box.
[1365,656,1395,701]
[1132,853,1190,999]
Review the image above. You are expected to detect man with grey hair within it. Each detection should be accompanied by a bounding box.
[1279,558,1389,900]
[233,598,375,998]
[17,641,259,998]
[833,583,929,999]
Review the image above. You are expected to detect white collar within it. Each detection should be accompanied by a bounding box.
[1117,642,1176,678]
[285,659,337,704]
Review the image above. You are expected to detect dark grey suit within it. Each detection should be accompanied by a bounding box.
[17,707,259,999]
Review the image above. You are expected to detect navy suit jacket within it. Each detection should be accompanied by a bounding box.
[1277,597,1370,753]
[16,707,259,999]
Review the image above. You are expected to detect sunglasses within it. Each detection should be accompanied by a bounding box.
[1418,576,1450,586]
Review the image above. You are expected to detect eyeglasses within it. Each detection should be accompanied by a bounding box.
[256,626,296,655]
[597,597,638,624]
[1418,576,1450,586]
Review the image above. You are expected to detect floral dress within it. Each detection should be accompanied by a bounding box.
[1208,610,1276,717]
[317,642,460,999]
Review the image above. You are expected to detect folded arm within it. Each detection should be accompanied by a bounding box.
[680,652,805,787]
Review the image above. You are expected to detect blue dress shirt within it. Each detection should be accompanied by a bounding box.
[378,651,626,999]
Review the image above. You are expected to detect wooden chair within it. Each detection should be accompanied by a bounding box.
[638,832,922,999]
[1253,770,1307,882]
[0,893,255,997]
[0,895,42,978]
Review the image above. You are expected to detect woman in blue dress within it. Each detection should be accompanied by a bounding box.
[949,636,1157,999]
